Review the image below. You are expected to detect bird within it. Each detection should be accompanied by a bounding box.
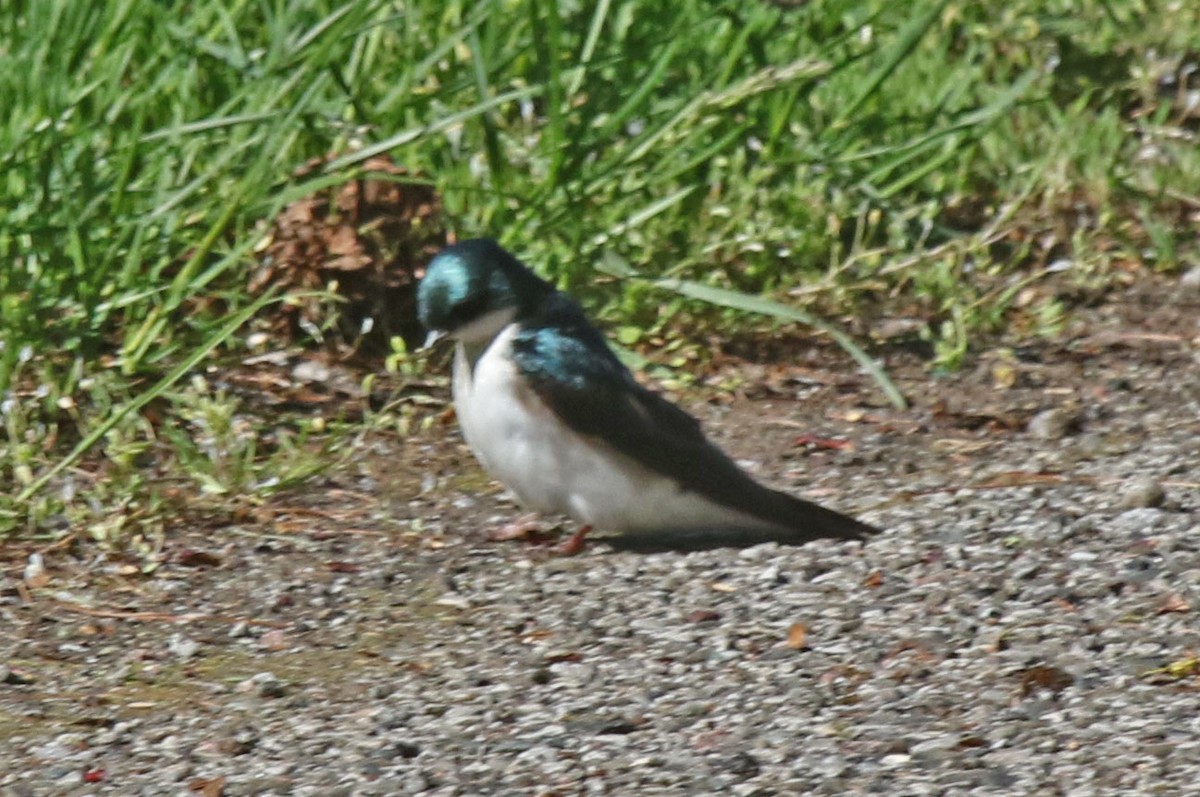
[417,238,880,552]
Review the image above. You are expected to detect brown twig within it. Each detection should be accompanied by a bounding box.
[48,598,289,628]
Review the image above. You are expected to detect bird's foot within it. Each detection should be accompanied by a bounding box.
[557,525,592,556]
[486,513,544,542]
[487,516,592,554]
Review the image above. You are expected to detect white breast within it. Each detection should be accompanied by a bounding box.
[452,325,762,533]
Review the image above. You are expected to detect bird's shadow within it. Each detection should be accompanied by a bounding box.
[600,526,872,554]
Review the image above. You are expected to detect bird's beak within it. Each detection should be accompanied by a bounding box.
[422,330,446,350]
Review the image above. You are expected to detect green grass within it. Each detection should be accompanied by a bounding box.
[2,0,1198,546]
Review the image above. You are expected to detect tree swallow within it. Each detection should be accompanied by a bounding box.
[418,239,879,551]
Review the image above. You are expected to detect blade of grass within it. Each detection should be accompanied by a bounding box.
[326,85,542,171]
[874,69,1042,198]
[827,0,951,134]
[140,112,279,141]
[602,185,698,240]
[565,0,612,98]
[466,27,509,191]
[653,279,907,409]
[529,0,566,185]
[628,59,830,163]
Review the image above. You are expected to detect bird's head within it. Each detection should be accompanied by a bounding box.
[418,239,552,346]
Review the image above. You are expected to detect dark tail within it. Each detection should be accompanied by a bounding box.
[609,486,880,553]
[765,488,880,542]
[720,475,881,543]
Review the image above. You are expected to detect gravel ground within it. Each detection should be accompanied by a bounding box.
[2,284,1198,796]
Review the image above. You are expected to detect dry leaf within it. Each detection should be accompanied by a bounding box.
[189,776,227,797]
[177,549,223,568]
[974,471,1067,489]
[785,623,808,649]
[1018,665,1074,696]
[862,569,885,588]
[794,434,854,451]
[991,361,1017,389]
[1160,658,1199,679]
[1160,594,1190,613]
[1053,597,1078,612]
[259,629,290,652]
[23,570,50,589]
[251,153,445,356]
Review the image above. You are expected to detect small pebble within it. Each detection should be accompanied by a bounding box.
[1180,267,1200,294]
[291,360,331,383]
[167,634,200,661]
[1028,407,1078,440]
[237,672,287,699]
[1119,478,1166,509]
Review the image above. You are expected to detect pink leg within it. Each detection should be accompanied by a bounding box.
[558,525,592,556]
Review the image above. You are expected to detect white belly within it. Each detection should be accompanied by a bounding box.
[452,326,756,533]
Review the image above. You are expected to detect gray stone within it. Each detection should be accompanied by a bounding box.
[1119,478,1167,509]
[1028,407,1079,440]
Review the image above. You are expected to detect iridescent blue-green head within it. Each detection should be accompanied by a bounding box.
[418,239,554,345]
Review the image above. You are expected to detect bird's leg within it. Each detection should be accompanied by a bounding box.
[487,512,544,541]
[558,525,592,556]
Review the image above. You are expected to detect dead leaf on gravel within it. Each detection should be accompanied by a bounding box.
[794,434,854,451]
[991,360,1018,389]
[1142,657,1200,683]
[176,549,223,568]
[930,398,1025,432]
[785,623,808,649]
[258,629,289,652]
[1159,594,1190,614]
[1053,597,1078,613]
[189,776,227,797]
[973,470,1069,489]
[930,438,996,455]
[862,569,885,588]
[1018,665,1074,696]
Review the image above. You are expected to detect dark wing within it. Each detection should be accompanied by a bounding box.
[511,295,878,542]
